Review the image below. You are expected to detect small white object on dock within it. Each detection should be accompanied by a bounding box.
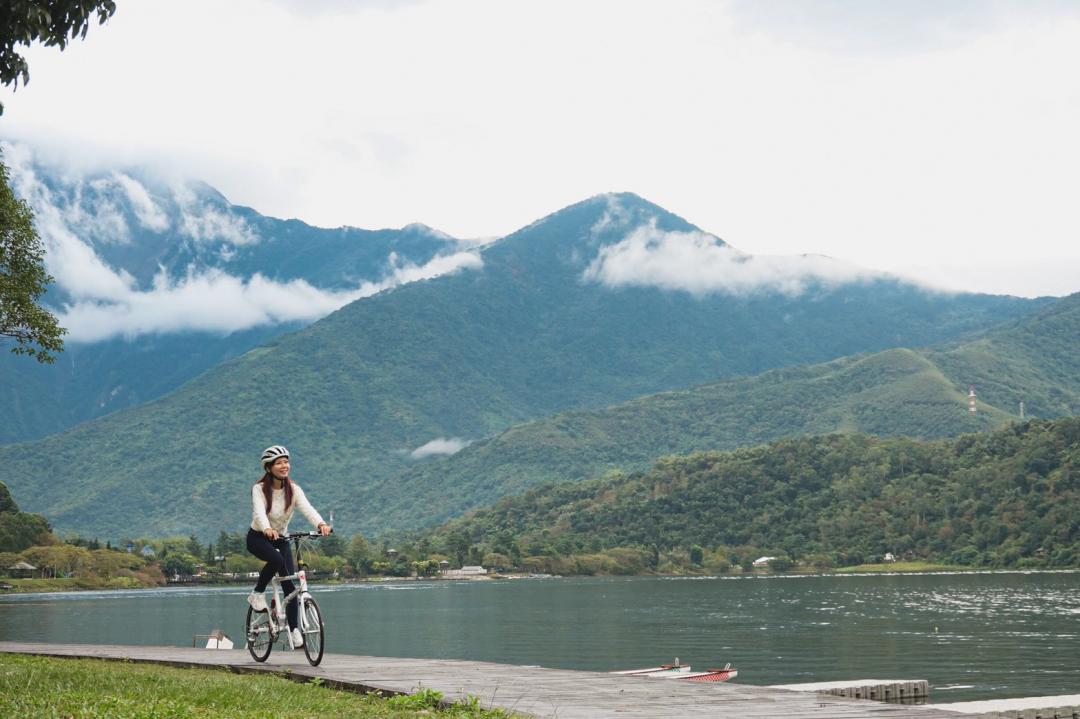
[196,629,233,649]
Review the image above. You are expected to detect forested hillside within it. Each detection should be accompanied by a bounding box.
[1,194,1042,539]
[414,418,1080,572]
[370,293,1080,531]
[0,482,51,553]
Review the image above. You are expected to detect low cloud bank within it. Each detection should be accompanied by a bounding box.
[2,141,481,342]
[409,437,470,460]
[584,220,882,296]
[58,250,481,342]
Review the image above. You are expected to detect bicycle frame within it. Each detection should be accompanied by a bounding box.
[265,532,318,648]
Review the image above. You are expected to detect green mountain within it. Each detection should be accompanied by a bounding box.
[373,293,1080,532]
[417,417,1080,570]
[0,193,1044,540]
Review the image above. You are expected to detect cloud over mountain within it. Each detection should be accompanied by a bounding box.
[59,252,481,342]
[3,142,481,342]
[410,437,470,460]
[584,219,884,297]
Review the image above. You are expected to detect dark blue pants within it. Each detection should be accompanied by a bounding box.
[246,528,298,630]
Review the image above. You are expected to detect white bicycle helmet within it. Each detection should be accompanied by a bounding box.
[260,445,290,470]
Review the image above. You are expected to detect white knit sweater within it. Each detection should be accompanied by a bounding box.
[250,482,325,534]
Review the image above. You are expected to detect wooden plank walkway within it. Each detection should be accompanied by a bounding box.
[933,695,1080,717]
[771,679,930,703]
[0,642,989,718]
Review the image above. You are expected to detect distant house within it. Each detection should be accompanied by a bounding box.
[884,552,896,563]
[7,561,36,578]
[752,556,777,568]
[140,546,156,557]
[441,565,488,579]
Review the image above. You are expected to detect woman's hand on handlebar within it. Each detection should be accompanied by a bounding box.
[263,527,280,540]
[317,522,332,536]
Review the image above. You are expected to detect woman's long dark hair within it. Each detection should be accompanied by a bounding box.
[259,472,293,515]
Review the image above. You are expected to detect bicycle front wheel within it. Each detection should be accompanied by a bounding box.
[301,597,324,666]
[245,605,274,662]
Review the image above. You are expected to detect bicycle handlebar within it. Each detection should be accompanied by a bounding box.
[281,529,333,540]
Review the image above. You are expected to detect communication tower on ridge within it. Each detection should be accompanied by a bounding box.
[968,386,977,414]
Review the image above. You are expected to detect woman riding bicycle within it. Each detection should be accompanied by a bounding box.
[246,445,331,648]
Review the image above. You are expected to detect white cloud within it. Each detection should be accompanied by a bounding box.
[2,147,135,301]
[1,140,483,342]
[584,221,884,297]
[58,250,482,342]
[44,220,137,302]
[2,2,1079,296]
[589,194,635,237]
[409,437,470,460]
[67,181,131,244]
[168,181,259,245]
[113,173,170,232]
[177,204,259,245]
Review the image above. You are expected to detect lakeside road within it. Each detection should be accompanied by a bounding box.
[0,642,991,718]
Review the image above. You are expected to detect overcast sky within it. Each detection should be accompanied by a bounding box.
[3,0,1079,297]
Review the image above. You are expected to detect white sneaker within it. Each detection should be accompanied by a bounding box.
[247,592,268,612]
[290,628,303,648]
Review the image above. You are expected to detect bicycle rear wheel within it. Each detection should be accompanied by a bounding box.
[245,605,274,662]
[301,597,324,666]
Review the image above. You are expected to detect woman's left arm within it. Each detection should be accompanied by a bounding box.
[294,485,330,535]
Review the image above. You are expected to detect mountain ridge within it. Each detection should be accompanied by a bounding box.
[366,293,1079,532]
[0,191,1049,539]
[412,417,1080,570]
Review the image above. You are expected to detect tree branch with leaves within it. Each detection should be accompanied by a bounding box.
[1,0,116,115]
[0,155,65,362]
[0,2,117,361]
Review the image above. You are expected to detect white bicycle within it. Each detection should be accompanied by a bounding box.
[244,530,327,666]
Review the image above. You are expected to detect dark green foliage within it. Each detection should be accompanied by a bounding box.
[373,294,1080,531]
[0,480,51,551]
[420,418,1080,569]
[0,0,116,114]
[160,552,197,577]
[0,155,65,362]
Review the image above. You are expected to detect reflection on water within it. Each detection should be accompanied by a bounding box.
[2,572,1078,702]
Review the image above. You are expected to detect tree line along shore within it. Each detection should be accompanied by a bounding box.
[4,418,1078,592]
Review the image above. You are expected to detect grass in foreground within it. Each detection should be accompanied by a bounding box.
[0,654,514,718]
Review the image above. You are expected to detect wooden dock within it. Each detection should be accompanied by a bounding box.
[0,641,993,718]
[932,696,1080,718]
[771,679,931,703]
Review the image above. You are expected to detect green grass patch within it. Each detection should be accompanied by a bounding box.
[0,576,148,593]
[0,654,514,718]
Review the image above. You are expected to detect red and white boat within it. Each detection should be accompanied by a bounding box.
[683,664,737,682]
[613,660,737,682]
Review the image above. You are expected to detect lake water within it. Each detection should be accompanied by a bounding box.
[2,572,1078,703]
